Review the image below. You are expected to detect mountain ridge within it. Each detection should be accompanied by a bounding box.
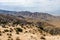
[0,9,60,27]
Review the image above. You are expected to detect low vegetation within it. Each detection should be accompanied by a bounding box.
[16,37,20,40]
[37,22,60,35]
[15,28,23,34]
[40,36,45,40]
[0,14,60,40]
[4,29,9,32]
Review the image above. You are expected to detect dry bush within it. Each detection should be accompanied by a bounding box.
[0,31,2,36]
[2,24,6,28]
[16,37,20,40]
[8,36,11,38]
[40,36,45,40]
[0,33,2,36]
[7,33,12,36]
[13,20,21,25]
[9,28,13,32]
[15,28,23,34]
[0,21,8,25]
[4,29,10,32]
[7,38,13,40]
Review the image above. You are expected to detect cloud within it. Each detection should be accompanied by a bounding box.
[0,0,35,7]
[0,0,60,15]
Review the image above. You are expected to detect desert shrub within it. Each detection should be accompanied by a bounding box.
[16,37,20,40]
[8,38,13,40]
[26,25,30,28]
[7,38,10,40]
[8,36,11,38]
[40,36,45,40]
[2,31,5,33]
[12,24,15,27]
[10,38,13,40]
[16,32,19,34]
[16,28,23,32]
[0,20,8,25]
[4,29,9,32]
[15,28,23,34]
[9,28,13,32]
[0,31,1,33]
[2,24,6,28]
[20,23,24,27]
[7,33,12,36]
[7,33,10,35]
[13,20,20,25]
[13,20,27,25]
[25,31,28,33]
[0,33,2,36]
[10,30,12,32]
[0,31,2,36]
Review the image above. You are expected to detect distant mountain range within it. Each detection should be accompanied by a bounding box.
[0,9,59,21]
[0,9,60,27]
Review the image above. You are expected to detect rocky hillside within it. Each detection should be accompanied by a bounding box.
[0,14,60,40]
[0,10,60,40]
[0,14,60,35]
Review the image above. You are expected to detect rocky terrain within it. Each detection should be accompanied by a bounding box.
[0,10,60,40]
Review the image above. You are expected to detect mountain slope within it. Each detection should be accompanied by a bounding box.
[0,10,60,40]
[0,9,60,27]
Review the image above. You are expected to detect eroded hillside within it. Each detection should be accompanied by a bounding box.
[0,14,60,40]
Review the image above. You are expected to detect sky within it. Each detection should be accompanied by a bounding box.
[0,0,60,16]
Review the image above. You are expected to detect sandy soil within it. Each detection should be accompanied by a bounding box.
[0,25,60,40]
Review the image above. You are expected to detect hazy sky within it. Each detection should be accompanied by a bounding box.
[0,0,60,15]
